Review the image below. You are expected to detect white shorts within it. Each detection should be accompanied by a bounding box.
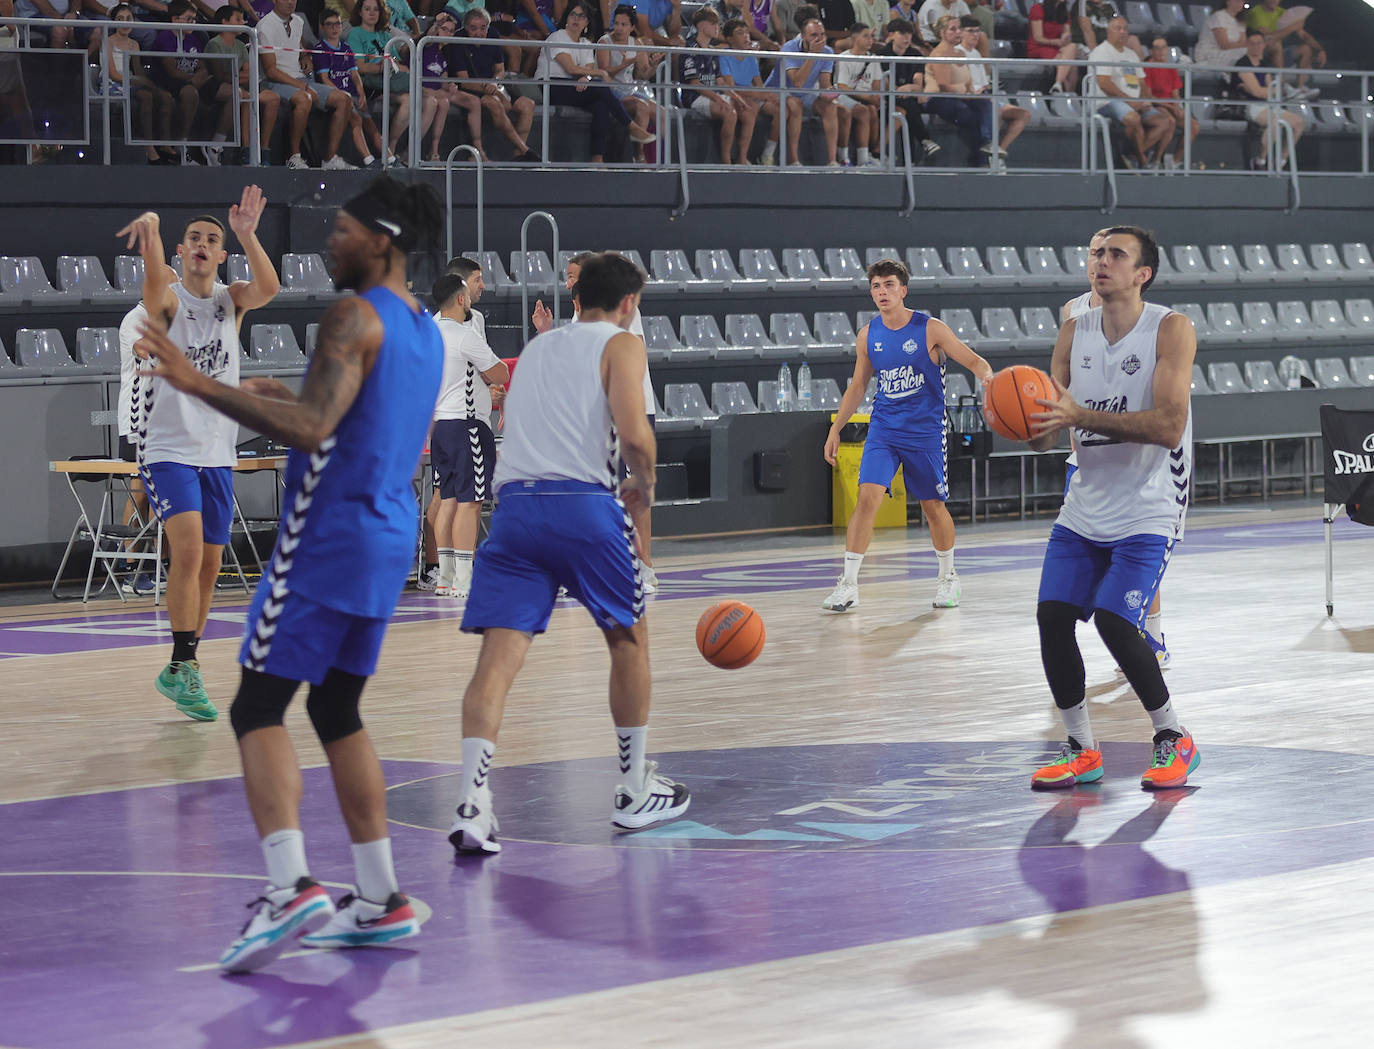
[689,94,716,117]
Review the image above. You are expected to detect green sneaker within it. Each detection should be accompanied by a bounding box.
[156,660,218,721]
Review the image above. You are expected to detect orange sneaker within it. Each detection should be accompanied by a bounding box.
[1030,742,1104,790]
[1141,729,1200,790]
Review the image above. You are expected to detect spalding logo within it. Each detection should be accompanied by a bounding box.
[708,608,745,646]
[1363,432,1374,453]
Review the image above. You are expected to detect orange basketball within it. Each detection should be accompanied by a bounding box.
[695,600,766,670]
[983,365,1056,442]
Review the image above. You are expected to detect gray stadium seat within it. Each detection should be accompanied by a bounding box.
[279,253,334,297]
[980,307,1023,351]
[822,247,870,289]
[680,314,727,354]
[1274,244,1316,281]
[114,255,146,295]
[1310,299,1350,336]
[857,376,877,412]
[1243,360,1283,392]
[1021,246,1069,286]
[1344,298,1374,331]
[1277,355,1316,388]
[662,382,716,423]
[14,329,81,375]
[1314,357,1355,388]
[0,256,63,303]
[906,247,961,289]
[247,324,307,371]
[813,377,842,409]
[1307,243,1348,282]
[607,249,651,280]
[0,333,37,377]
[1170,303,1214,342]
[855,309,878,332]
[768,313,820,358]
[1239,244,1281,283]
[306,322,319,356]
[641,316,682,363]
[1242,301,1280,338]
[941,309,981,347]
[1191,364,1214,395]
[984,247,1029,287]
[1348,356,1374,387]
[1061,245,1089,281]
[1275,300,1320,340]
[1123,1,1160,37]
[719,314,771,359]
[781,248,835,289]
[944,372,974,404]
[470,251,514,296]
[1018,307,1059,350]
[711,381,758,415]
[1157,4,1196,46]
[1018,92,1052,129]
[814,311,857,349]
[1202,302,1248,345]
[865,246,901,267]
[756,379,787,412]
[74,327,120,371]
[944,247,989,285]
[1340,242,1374,278]
[740,248,806,287]
[1168,245,1216,284]
[1205,245,1245,283]
[509,251,557,294]
[554,249,584,280]
[56,256,132,305]
[650,249,709,291]
[226,254,252,284]
[168,255,183,279]
[696,248,759,290]
[1207,361,1249,393]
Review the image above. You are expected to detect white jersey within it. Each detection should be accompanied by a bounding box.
[465,307,487,344]
[629,307,656,414]
[140,282,241,467]
[117,302,147,438]
[434,315,501,425]
[1064,290,1095,321]
[494,320,629,491]
[1057,302,1191,542]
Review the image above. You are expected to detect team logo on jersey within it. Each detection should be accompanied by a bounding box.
[1124,589,1144,610]
[902,338,919,356]
[1121,354,1142,375]
[214,302,226,323]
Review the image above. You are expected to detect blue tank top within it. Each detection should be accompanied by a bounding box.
[866,310,945,446]
[274,287,443,619]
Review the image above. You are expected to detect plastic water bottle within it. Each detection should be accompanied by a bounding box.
[778,362,793,412]
[796,362,813,411]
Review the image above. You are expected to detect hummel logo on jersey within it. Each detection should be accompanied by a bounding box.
[1080,355,1091,369]
[1121,354,1142,375]
[214,303,226,323]
[871,340,883,352]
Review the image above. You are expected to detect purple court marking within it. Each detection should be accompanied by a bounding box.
[3,516,1370,660]
[6,743,1374,1049]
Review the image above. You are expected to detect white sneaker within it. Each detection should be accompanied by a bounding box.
[322,154,357,170]
[612,760,690,829]
[932,573,961,608]
[1163,154,1178,172]
[286,153,309,169]
[218,877,335,973]
[449,793,502,854]
[641,564,659,594]
[301,891,420,949]
[205,145,223,168]
[821,577,859,612]
[416,565,440,592]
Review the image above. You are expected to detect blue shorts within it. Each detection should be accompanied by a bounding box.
[1098,100,1166,124]
[431,418,496,502]
[142,462,234,544]
[857,430,949,501]
[1037,524,1172,629]
[239,585,389,684]
[461,480,642,635]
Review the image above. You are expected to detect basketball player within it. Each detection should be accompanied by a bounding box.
[533,251,660,593]
[822,257,993,612]
[430,273,509,599]
[449,252,688,856]
[137,177,444,970]
[1062,230,1169,669]
[116,187,280,722]
[1027,225,1199,791]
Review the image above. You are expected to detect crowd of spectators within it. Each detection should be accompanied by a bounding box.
[0,0,1335,167]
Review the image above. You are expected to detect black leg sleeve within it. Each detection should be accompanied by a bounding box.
[1094,610,1170,711]
[1037,600,1085,710]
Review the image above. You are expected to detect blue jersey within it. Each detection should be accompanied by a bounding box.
[274,287,443,618]
[865,310,945,446]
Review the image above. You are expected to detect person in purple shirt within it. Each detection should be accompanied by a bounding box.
[149,0,210,157]
[315,9,395,166]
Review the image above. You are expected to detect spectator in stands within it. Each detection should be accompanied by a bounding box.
[965,0,997,42]
[598,5,660,161]
[1246,0,1323,100]
[833,21,880,165]
[916,0,967,48]
[204,7,280,165]
[315,8,396,166]
[760,16,847,166]
[1193,0,1247,71]
[1026,0,1080,94]
[259,0,358,169]
[536,2,655,162]
[714,0,779,49]
[1228,26,1305,169]
[634,0,684,46]
[682,9,752,165]
[1075,0,1141,59]
[1143,34,1199,171]
[957,14,1027,156]
[1086,15,1173,169]
[924,13,993,164]
[147,0,210,161]
[513,0,558,69]
[100,3,176,164]
[848,0,890,50]
[386,0,423,39]
[478,0,527,74]
[350,0,425,163]
[718,17,775,164]
[769,0,808,45]
[888,0,920,37]
[13,0,77,50]
[84,0,126,60]
[418,10,469,161]
[816,0,856,48]
[454,7,541,161]
[875,16,939,161]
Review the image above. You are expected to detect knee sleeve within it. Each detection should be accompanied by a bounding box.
[1094,611,1169,711]
[305,668,367,745]
[1037,600,1086,710]
[229,669,300,740]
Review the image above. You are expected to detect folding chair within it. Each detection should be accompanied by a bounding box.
[50,457,164,603]
[1319,403,1374,615]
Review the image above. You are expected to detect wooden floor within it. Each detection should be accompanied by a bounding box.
[5,499,1374,1049]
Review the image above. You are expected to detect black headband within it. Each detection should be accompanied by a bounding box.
[342,192,414,251]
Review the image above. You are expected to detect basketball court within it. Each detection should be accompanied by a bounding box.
[5,499,1374,1048]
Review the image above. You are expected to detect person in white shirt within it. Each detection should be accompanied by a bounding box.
[1086,16,1175,169]
[115,185,281,722]
[1192,0,1247,69]
[833,21,882,166]
[956,16,1029,156]
[429,274,510,600]
[916,0,969,46]
[258,0,357,169]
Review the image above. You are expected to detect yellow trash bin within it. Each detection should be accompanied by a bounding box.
[832,413,907,530]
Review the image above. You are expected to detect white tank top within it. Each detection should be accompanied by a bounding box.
[140,282,241,467]
[629,307,655,413]
[1056,302,1192,542]
[494,320,627,491]
[434,316,501,425]
[117,302,146,438]
[1064,290,1094,320]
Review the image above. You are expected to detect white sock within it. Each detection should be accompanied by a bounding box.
[1148,699,1182,737]
[761,140,777,160]
[617,725,648,790]
[455,550,474,590]
[261,828,309,890]
[1144,611,1163,644]
[1059,700,1095,751]
[212,132,227,143]
[362,153,375,165]
[438,547,456,586]
[936,547,955,578]
[351,838,399,902]
[842,551,864,585]
[461,737,495,798]
[858,147,870,163]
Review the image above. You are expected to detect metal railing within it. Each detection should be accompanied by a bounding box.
[518,210,559,347]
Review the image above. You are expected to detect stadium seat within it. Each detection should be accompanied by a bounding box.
[813,378,842,409]
[1061,245,1088,281]
[1157,4,1196,47]
[0,333,40,377]
[865,246,901,267]
[641,315,682,363]
[662,382,716,423]
[680,314,728,354]
[1274,244,1316,281]
[696,249,759,290]
[1191,364,1214,395]
[1344,298,1374,331]
[1348,355,1374,387]
[56,256,133,305]
[1277,355,1315,388]
[858,376,877,412]
[607,248,652,282]
[1243,360,1283,392]
[1308,243,1348,282]
[114,255,146,295]
[740,248,806,288]
[769,313,821,358]
[279,253,334,298]
[1205,245,1245,283]
[306,322,319,356]
[246,324,308,373]
[1018,307,1059,350]
[781,248,835,289]
[1340,242,1374,278]
[1170,303,1214,342]
[650,249,710,291]
[1018,92,1052,129]
[1123,1,1160,37]
[1204,301,1250,344]
[0,256,63,303]
[944,372,974,404]
[814,311,857,348]
[226,254,252,284]
[822,247,870,289]
[719,314,771,359]
[14,329,81,375]
[943,247,988,285]
[941,309,981,347]
[756,379,788,412]
[1168,245,1217,284]
[906,247,960,289]
[1021,246,1070,286]
[983,247,1029,287]
[1206,361,1249,393]
[1314,357,1356,388]
[74,327,120,372]
[1310,299,1350,336]
[855,309,878,332]
[979,307,1022,351]
[711,381,758,415]
[508,251,557,294]
[472,251,515,295]
[1239,244,1282,283]
[1188,3,1210,39]
[1241,301,1280,338]
[1275,300,1320,340]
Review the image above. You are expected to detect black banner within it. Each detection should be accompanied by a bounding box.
[1320,403,1374,525]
